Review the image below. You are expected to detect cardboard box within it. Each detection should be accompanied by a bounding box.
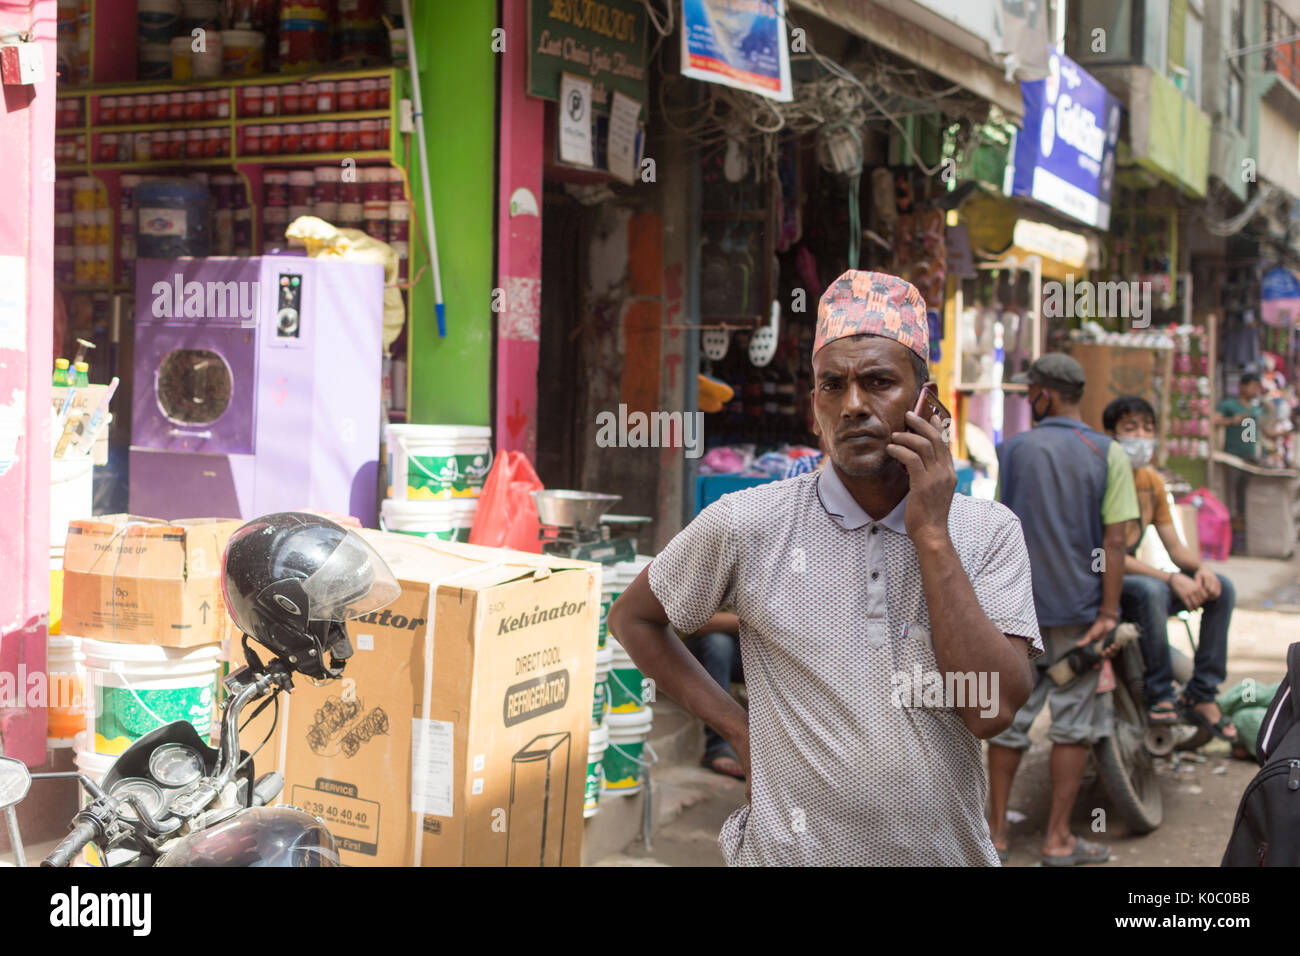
[61,515,243,648]
[249,532,600,866]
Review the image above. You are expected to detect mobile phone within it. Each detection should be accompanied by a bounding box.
[911,383,951,432]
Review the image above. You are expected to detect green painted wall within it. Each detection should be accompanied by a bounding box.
[408,2,496,426]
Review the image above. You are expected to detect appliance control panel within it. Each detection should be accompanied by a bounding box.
[276,273,302,338]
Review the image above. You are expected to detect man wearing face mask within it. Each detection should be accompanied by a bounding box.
[987,353,1138,865]
[1103,396,1238,745]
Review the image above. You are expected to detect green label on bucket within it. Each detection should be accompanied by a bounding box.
[607,666,645,713]
[585,759,603,809]
[407,452,490,499]
[591,680,608,726]
[95,683,212,754]
[601,741,644,791]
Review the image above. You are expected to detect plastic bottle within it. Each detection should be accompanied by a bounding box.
[53,357,70,386]
[74,361,90,386]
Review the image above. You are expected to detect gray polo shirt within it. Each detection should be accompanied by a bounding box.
[650,467,1042,866]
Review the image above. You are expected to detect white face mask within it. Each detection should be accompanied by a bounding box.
[1118,436,1156,469]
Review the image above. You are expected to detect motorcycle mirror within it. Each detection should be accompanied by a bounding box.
[0,757,31,811]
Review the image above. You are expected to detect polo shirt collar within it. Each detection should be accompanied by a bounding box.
[817,464,909,533]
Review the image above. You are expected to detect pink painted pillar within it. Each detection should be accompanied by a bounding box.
[0,0,57,767]
[495,0,544,458]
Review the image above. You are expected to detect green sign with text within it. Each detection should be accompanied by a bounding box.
[528,0,648,110]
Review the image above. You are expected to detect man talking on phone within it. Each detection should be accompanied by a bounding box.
[609,270,1041,866]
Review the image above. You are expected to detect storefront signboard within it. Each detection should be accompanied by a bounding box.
[528,0,648,111]
[1011,46,1121,230]
[1261,266,1300,328]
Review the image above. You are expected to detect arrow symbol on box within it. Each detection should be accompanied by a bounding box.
[199,600,210,624]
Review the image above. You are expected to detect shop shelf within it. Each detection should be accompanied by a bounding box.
[56,66,402,98]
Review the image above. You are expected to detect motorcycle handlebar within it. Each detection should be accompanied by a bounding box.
[42,821,97,868]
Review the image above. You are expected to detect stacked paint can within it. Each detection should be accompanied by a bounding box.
[584,641,614,817]
[336,0,387,64]
[79,639,223,756]
[279,0,330,70]
[379,424,492,542]
[46,635,87,747]
[598,554,656,799]
[61,176,111,285]
[138,0,181,80]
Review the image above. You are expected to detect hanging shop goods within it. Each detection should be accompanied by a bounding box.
[127,257,383,521]
[680,0,792,102]
[1011,46,1121,230]
[240,532,600,866]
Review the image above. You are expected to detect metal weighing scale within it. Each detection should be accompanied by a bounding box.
[531,490,652,565]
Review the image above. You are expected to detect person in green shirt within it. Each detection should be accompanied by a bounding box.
[1214,372,1285,526]
[1214,372,1266,461]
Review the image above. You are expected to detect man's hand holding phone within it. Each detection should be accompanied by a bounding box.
[887,383,957,546]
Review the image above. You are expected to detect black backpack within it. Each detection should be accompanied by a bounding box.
[1222,642,1300,866]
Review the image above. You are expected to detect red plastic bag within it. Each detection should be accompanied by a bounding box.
[468,450,543,552]
[1177,488,1231,561]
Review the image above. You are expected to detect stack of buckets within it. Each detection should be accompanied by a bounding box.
[50,639,224,865]
[586,554,656,817]
[380,424,491,543]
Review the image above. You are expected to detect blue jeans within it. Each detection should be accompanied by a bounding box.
[1119,573,1235,706]
[684,631,743,761]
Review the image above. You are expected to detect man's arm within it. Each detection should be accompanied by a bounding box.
[890,411,1035,738]
[1084,442,1142,647]
[913,535,1034,738]
[608,576,750,777]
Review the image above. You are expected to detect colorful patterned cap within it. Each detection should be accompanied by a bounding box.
[814,270,928,360]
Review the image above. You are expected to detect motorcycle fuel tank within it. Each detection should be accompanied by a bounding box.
[156,807,340,867]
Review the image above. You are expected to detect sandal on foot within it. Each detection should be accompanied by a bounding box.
[1041,836,1111,866]
[1180,699,1239,744]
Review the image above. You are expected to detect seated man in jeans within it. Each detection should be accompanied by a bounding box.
[1103,396,1238,744]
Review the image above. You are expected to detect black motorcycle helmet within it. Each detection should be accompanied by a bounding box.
[221,513,400,680]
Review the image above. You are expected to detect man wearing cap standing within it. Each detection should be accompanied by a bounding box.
[986,354,1139,865]
[610,271,1042,866]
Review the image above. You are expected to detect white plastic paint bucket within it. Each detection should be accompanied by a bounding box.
[592,643,613,729]
[606,639,647,714]
[380,497,478,542]
[81,639,222,756]
[584,722,609,817]
[50,456,93,551]
[601,708,654,796]
[47,634,87,745]
[385,424,491,500]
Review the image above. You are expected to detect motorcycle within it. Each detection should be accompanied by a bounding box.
[1091,635,1196,835]
[1,653,336,867]
[0,511,400,867]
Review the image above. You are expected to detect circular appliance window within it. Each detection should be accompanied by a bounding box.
[156,348,233,425]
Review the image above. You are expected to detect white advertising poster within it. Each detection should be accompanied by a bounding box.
[680,0,793,102]
[607,91,642,184]
[558,72,595,168]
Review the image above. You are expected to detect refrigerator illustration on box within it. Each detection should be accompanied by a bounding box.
[129,256,384,524]
[506,732,571,867]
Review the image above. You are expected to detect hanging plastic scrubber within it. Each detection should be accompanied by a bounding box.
[748,301,780,367]
[702,328,730,361]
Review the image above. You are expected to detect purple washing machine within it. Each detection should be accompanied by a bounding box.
[129,256,384,525]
